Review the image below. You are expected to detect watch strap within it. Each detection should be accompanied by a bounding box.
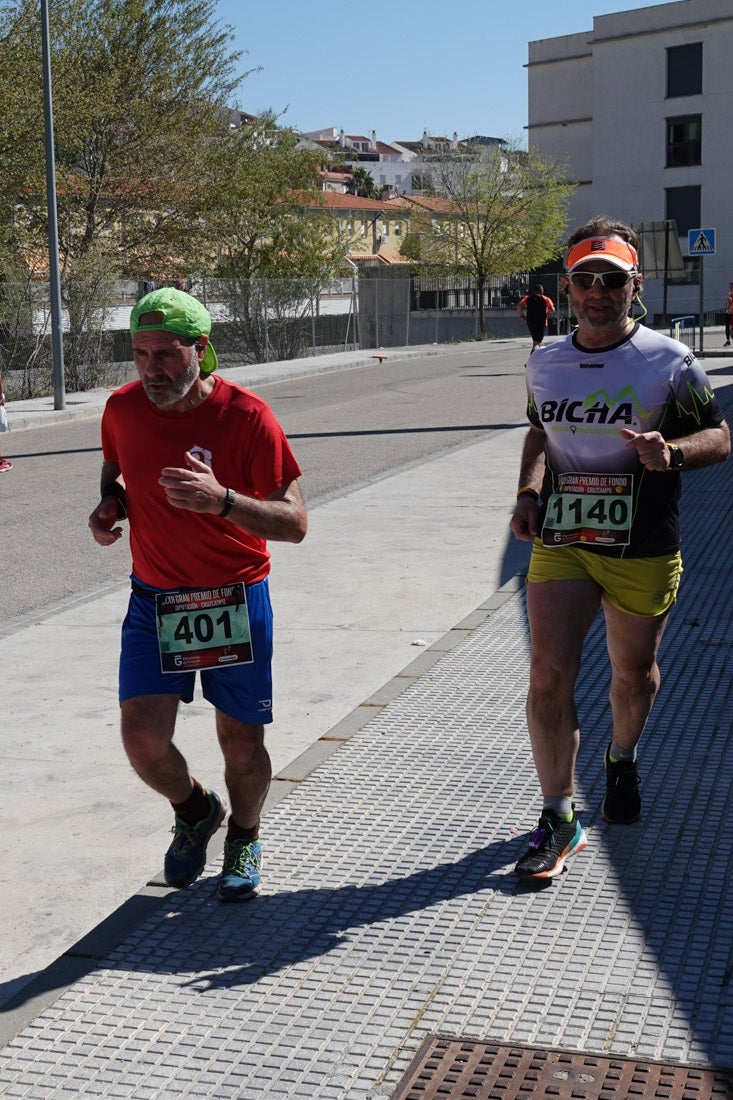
[219,488,236,517]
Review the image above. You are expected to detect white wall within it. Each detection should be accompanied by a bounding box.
[528,0,733,320]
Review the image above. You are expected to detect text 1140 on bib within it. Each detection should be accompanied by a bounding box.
[155,583,253,673]
[541,472,633,547]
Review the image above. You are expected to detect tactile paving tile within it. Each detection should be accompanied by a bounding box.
[392,1036,733,1099]
[0,405,730,1097]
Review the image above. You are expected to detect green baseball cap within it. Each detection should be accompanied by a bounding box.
[130,288,218,374]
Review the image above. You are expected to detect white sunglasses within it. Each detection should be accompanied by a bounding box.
[567,270,636,290]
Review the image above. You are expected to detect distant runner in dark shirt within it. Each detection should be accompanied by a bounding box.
[517,284,556,352]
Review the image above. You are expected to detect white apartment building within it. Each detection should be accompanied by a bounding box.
[303,128,413,194]
[302,128,504,197]
[527,0,733,320]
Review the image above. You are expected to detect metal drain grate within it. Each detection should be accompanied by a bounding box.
[392,1036,733,1099]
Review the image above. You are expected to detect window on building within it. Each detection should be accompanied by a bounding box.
[665,185,701,237]
[666,115,702,167]
[666,43,702,98]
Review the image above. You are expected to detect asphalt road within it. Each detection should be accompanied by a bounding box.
[0,344,529,630]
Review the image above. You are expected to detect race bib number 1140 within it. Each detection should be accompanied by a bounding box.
[541,472,633,548]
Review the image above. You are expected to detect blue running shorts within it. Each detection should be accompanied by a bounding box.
[119,575,274,724]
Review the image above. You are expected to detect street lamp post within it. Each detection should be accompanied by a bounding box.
[41,0,65,409]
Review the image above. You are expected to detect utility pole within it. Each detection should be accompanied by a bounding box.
[41,0,65,410]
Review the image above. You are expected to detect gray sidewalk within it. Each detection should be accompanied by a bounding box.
[0,354,731,1098]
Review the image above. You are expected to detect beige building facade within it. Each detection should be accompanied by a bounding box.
[527,0,733,321]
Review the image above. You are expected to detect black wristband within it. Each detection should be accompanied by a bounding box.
[219,488,235,517]
[101,481,127,519]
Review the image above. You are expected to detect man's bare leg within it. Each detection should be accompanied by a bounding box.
[601,599,670,823]
[525,578,602,797]
[121,694,225,887]
[215,712,272,831]
[514,578,601,879]
[603,599,669,753]
[215,711,271,902]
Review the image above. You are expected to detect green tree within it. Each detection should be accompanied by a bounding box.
[200,116,342,280]
[0,0,244,386]
[199,116,349,363]
[0,0,351,384]
[403,140,575,336]
[0,0,243,275]
[349,166,379,200]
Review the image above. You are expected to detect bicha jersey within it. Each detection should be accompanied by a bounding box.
[525,324,725,558]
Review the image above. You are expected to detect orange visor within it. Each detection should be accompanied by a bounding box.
[565,237,638,272]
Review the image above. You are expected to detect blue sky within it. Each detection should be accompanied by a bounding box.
[215,0,677,145]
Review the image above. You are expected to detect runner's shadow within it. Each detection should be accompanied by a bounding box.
[140,838,522,992]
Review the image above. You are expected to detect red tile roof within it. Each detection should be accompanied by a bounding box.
[386,194,459,214]
[290,190,395,212]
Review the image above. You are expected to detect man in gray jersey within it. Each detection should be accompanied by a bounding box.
[509,215,730,880]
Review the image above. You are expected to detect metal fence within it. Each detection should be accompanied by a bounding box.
[670,315,697,350]
[667,310,730,352]
[0,269,611,399]
[0,276,361,399]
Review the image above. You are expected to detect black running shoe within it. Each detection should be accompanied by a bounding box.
[603,746,641,823]
[514,809,587,879]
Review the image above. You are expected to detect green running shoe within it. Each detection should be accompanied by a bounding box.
[164,790,226,888]
[216,838,262,903]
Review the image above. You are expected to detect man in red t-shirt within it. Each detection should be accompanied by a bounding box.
[89,288,307,902]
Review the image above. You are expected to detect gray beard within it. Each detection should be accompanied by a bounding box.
[142,350,200,406]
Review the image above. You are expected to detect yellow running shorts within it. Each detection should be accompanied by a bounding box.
[526,540,683,617]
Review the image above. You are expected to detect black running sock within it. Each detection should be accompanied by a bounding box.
[226,817,259,844]
[172,780,211,825]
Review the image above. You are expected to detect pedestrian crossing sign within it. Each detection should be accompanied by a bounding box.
[688,228,716,255]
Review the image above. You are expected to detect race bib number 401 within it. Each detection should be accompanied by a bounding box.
[155,583,252,673]
[541,472,633,548]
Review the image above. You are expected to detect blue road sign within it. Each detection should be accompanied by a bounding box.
[688,228,716,255]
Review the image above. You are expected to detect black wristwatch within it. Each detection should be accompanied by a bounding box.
[219,487,236,517]
[667,443,684,470]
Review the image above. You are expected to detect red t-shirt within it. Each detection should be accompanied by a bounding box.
[101,375,302,588]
